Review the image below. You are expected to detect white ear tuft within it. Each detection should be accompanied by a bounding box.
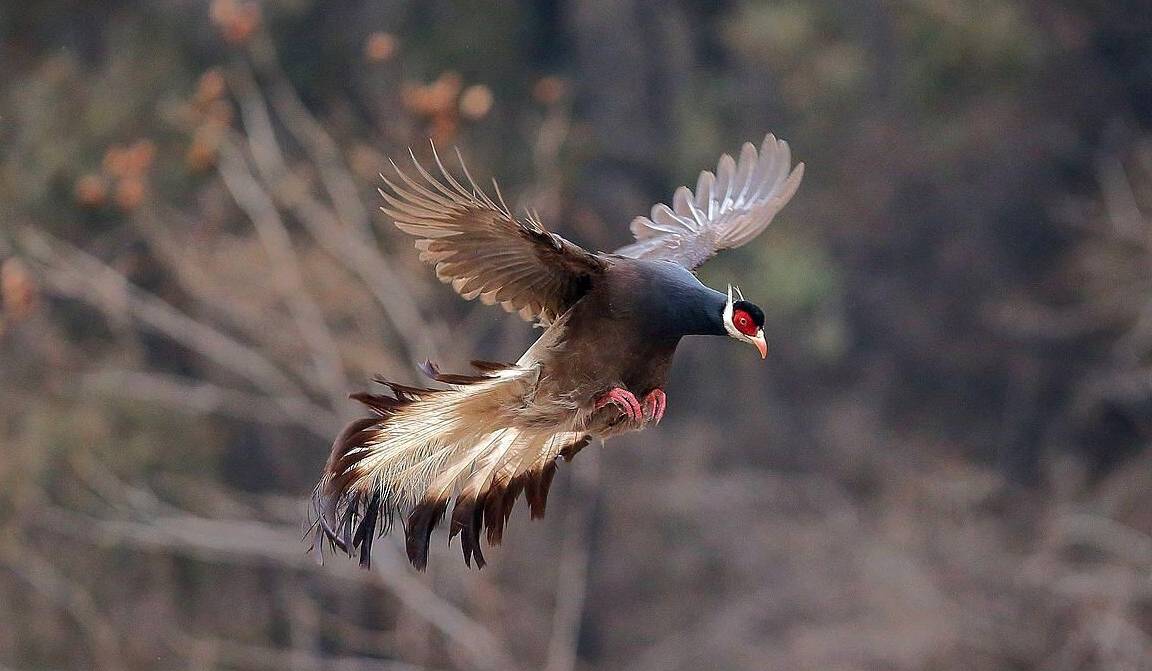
[722,284,739,339]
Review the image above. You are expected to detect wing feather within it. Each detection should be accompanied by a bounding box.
[615,133,804,270]
[382,146,606,323]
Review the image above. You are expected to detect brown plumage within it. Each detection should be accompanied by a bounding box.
[311,135,803,569]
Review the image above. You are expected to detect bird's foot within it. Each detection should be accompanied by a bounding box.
[642,389,667,424]
[594,387,643,423]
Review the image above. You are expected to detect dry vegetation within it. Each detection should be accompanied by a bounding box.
[2,2,1152,670]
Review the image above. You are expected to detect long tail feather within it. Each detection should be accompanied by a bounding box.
[310,361,589,570]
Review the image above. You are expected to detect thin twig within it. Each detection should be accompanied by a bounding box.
[33,507,521,671]
[227,63,439,363]
[167,632,431,671]
[131,206,316,381]
[18,228,338,430]
[216,138,350,406]
[84,368,337,438]
[543,447,600,671]
[0,534,125,671]
[243,41,373,239]
[1052,511,1152,565]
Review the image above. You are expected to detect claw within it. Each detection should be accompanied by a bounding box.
[595,387,643,422]
[642,389,667,424]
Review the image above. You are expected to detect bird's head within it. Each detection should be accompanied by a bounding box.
[722,284,767,359]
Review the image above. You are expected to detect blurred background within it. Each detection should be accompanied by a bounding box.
[3,1,1152,669]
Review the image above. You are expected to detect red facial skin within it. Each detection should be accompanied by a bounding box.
[732,308,758,336]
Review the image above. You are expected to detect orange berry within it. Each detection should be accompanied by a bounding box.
[533,76,567,106]
[364,32,398,63]
[102,146,130,178]
[74,174,107,207]
[196,69,227,104]
[126,139,156,174]
[115,177,146,211]
[459,84,494,120]
[1,258,37,320]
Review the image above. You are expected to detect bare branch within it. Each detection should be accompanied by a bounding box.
[543,448,600,671]
[84,368,338,439]
[1052,511,1152,566]
[621,598,765,671]
[17,228,338,429]
[216,137,350,406]
[1098,155,1150,246]
[167,632,432,671]
[243,40,373,239]
[130,207,316,379]
[0,534,125,671]
[226,63,440,363]
[32,507,520,671]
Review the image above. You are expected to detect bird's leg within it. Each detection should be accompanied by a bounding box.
[641,389,667,424]
[594,387,643,422]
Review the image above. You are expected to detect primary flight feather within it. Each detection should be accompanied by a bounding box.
[312,134,804,569]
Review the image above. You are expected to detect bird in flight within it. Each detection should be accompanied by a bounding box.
[312,134,804,570]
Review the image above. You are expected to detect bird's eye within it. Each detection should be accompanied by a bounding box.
[732,309,758,336]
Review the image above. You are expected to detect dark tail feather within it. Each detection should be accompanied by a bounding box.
[419,360,492,386]
[318,419,385,517]
[310,417,381,557]
[419,359,518,386]
[528,435,589,520]
[470,359,516,373]
[353,492,382,569]
[525,461,558,520]
[349,392,405,417]
[449,493,488,568]
[311,380,442,570]
[484,474,526,545]
[560,435,592,461]
[405,497,449,571]
[310,370,591,571]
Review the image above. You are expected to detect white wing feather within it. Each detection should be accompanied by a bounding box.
[616,133,804,269]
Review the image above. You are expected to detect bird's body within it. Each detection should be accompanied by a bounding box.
[527,257,727,430]
[312,134,803,569]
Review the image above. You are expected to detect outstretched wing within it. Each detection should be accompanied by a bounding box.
[615,134,804,270]
[381,148,606,324]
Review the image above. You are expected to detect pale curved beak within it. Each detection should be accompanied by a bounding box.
[752,330,768,359]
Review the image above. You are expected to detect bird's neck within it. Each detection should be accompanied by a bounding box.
[645,284,728,338]
[611,260,729,338]
[684,287,730,337]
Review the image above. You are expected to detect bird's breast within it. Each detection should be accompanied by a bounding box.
[543,302,680,399]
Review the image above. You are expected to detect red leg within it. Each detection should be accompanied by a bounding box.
[642,389,667,424]
[594,387,643,422]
